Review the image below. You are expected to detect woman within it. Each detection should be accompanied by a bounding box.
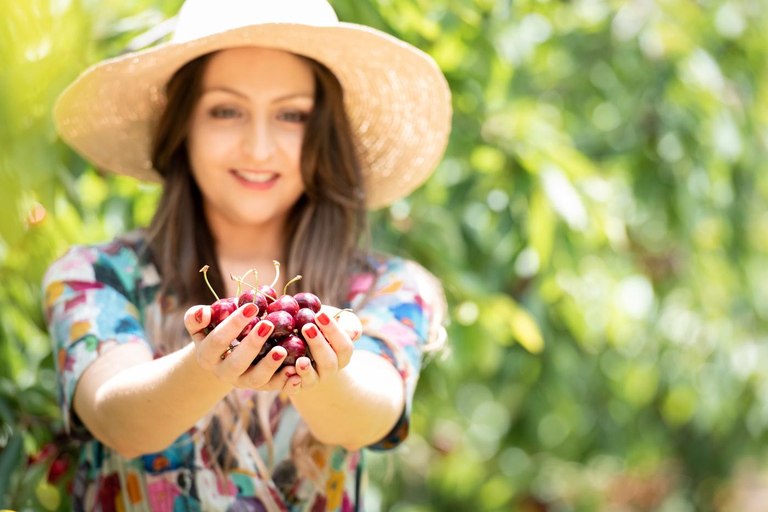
[44,0,451,510]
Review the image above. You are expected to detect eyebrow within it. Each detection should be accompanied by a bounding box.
[202,86,314,102]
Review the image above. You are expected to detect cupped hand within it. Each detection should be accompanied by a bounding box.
[282,306,362,395]
[184,304,296,391]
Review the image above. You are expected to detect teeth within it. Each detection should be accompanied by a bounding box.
[233,170,277,183]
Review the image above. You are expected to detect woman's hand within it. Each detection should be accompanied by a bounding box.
[184,303,295,391]
[282,306,363,395]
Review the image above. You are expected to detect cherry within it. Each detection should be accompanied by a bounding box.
[200,265,237,328]
[251,338,277,365]
[267,275,303,316]
[238,316,259,341]
[233,270,269,315]
[47,457,70,484]
[264,310,295,338]
[258,285,277,303]
[267,295,299,316]
[237,289,268,313]
[294,308,316,332]
[294,292,322,313]
[279,334,307,366]
[211,298,237,326]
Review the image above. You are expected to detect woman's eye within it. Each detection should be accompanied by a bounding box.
[279,111,310,123]
[211,107,240,119]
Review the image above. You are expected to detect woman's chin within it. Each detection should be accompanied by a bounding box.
[232,207,290,229]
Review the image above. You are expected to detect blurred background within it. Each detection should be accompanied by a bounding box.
[1,0,767,510]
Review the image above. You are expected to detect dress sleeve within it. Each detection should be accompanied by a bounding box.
[348,257,447,451]
[42,244,152,438]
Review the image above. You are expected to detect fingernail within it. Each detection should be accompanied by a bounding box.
[292,381,301,387]
[257,322,272,337]
[194,307,203,323]
[317,313,330,326]
[305,325,318,338]
[285,370,296,378]
[272,351,284,361]
[243,303,258,317]
[299,361,310,371]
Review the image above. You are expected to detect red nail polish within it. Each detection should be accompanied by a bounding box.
[317,313,330,326]
[305,325,318,338]
[292,381,301,387]
[299,361,310,371]
[285,370,296,378]
[194,307,203,323]
[243,303,258,317]
[272,351,284,361]
[258,322,271,337]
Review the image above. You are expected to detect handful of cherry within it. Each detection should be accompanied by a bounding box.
[200,261,346,368]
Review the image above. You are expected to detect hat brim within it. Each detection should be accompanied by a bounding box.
[53,22,452,209]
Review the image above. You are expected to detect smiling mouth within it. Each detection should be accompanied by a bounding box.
[231,169,279,183]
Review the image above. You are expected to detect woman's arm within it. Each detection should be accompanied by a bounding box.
[74,341,230,458]
[285,258,445,451]
[288,350,405,451]
[73,305,289,458]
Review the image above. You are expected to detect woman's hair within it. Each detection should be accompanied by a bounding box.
[143,49,373,479]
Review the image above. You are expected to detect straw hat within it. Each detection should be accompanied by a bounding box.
[52,0,452,209]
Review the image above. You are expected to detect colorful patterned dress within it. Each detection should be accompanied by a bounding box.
[42,228,443,511]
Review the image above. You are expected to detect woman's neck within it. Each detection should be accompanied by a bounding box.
[203,207,290,298]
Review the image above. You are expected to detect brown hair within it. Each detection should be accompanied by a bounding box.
[143,50,374,479]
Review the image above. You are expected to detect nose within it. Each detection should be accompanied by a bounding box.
[242,114,276,161]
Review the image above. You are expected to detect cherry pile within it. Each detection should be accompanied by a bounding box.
[200,261,324,367]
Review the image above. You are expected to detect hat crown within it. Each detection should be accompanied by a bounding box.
[172,0,340,44]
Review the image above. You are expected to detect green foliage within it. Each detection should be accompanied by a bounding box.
[1,0,767,510]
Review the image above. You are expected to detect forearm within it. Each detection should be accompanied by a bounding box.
[77,342,233,457]
[289,351,405,451]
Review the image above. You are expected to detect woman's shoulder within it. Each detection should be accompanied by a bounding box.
[359,251,422,276]
[349,251,444,307]
[43,228,152,287]
[351,251,448,348]
[363,252,441,288]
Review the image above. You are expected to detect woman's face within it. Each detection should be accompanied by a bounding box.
[187,47,315,230]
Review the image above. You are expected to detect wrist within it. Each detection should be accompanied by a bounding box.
[181,341,235,394]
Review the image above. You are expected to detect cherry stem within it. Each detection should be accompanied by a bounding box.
[231,273,256,290]
[230,273,242,296]
[270,260,280,289]
[199,265,220,302]
[233,277,256,290]
[333,308,354,320]
[283,275,302,296]
[231,271,274,301]
[239,269,259,303]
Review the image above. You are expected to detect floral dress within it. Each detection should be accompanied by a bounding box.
[42,228,443,511]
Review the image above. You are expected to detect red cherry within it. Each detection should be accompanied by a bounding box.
[267,295,299,317]
[210,297,237,327]
[294,308,317,332]
[238,316,260,341]
[280,334,307,366]
[258,285,277,303]
[264,310,295,338]
[237,289,268,314]
[251,338,277,365]
[294,292,322,313]
[47,457,70,484]
[199,265,237,329]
